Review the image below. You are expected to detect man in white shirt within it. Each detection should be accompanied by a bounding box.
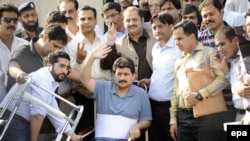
[57,0,103,41]
[74,5,111,80]
[0,2,28,86]
[64,5,112,136]
[0,51,81,141]
[6,23,69,140]
[214,26,245,121]
[139,13,181,141]
[234,9,250,123]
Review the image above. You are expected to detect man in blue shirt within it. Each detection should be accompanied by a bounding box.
[80,45,152,141]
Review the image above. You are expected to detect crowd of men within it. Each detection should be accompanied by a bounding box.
[0,0,250,141]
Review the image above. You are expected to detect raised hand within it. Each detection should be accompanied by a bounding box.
[106,23,117,46]
[76,42,87,64]
[215,55,229,74]
[91,44,112,59]
[200,21,207,31]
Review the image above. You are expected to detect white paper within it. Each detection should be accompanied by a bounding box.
[95,114,137,139]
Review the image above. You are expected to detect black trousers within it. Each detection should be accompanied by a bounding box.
[73,91,95,140]
[177,109,236,141]
[148,99,173,141]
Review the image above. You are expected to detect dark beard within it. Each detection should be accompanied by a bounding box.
[51,67,66,82]
[22,20,39,32]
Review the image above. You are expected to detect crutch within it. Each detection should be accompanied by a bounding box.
[0,76,83,141]
[26,79,84,141]
[0,77,31,140]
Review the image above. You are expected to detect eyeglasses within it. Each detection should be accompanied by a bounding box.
[104,12,120,20]
[1,17,18,24]
[54,63,71,72]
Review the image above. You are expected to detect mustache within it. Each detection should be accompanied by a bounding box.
[59,73,67,76]
[128,25,137,28]
[206,20,214,25]
[67,17,73,20]
[142,2,149,7]
[27,21,36,25]
[7,26,15,30]
[119,80,127,83]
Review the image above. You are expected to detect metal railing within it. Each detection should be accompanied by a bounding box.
[0,76,84,141]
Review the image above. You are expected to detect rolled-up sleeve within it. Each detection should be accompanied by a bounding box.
[170,74,178,125]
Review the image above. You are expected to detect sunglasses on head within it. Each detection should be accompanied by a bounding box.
[1,17,18,24]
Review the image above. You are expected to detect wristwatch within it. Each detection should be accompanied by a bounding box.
[195,92,203,101]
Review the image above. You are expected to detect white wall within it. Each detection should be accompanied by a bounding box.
[0,0,104,31]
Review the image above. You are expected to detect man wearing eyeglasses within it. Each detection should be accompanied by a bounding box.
[0,51,82,141]
[15,1,43,41]
[102,2,127,41]
[6,23,69,141]
[101,6,156,80]
[149,0,161,16]
[0,2,28,89]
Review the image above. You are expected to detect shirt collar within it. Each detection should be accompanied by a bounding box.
[29,37,39,55]
[180,42,203,58]
[31,67,59,90]
[111,82,135,98]
[207,21,230,35]
[79,32,102,43]
[161,35,175,48]
[65,26,81,38]
[228,50,240,62]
